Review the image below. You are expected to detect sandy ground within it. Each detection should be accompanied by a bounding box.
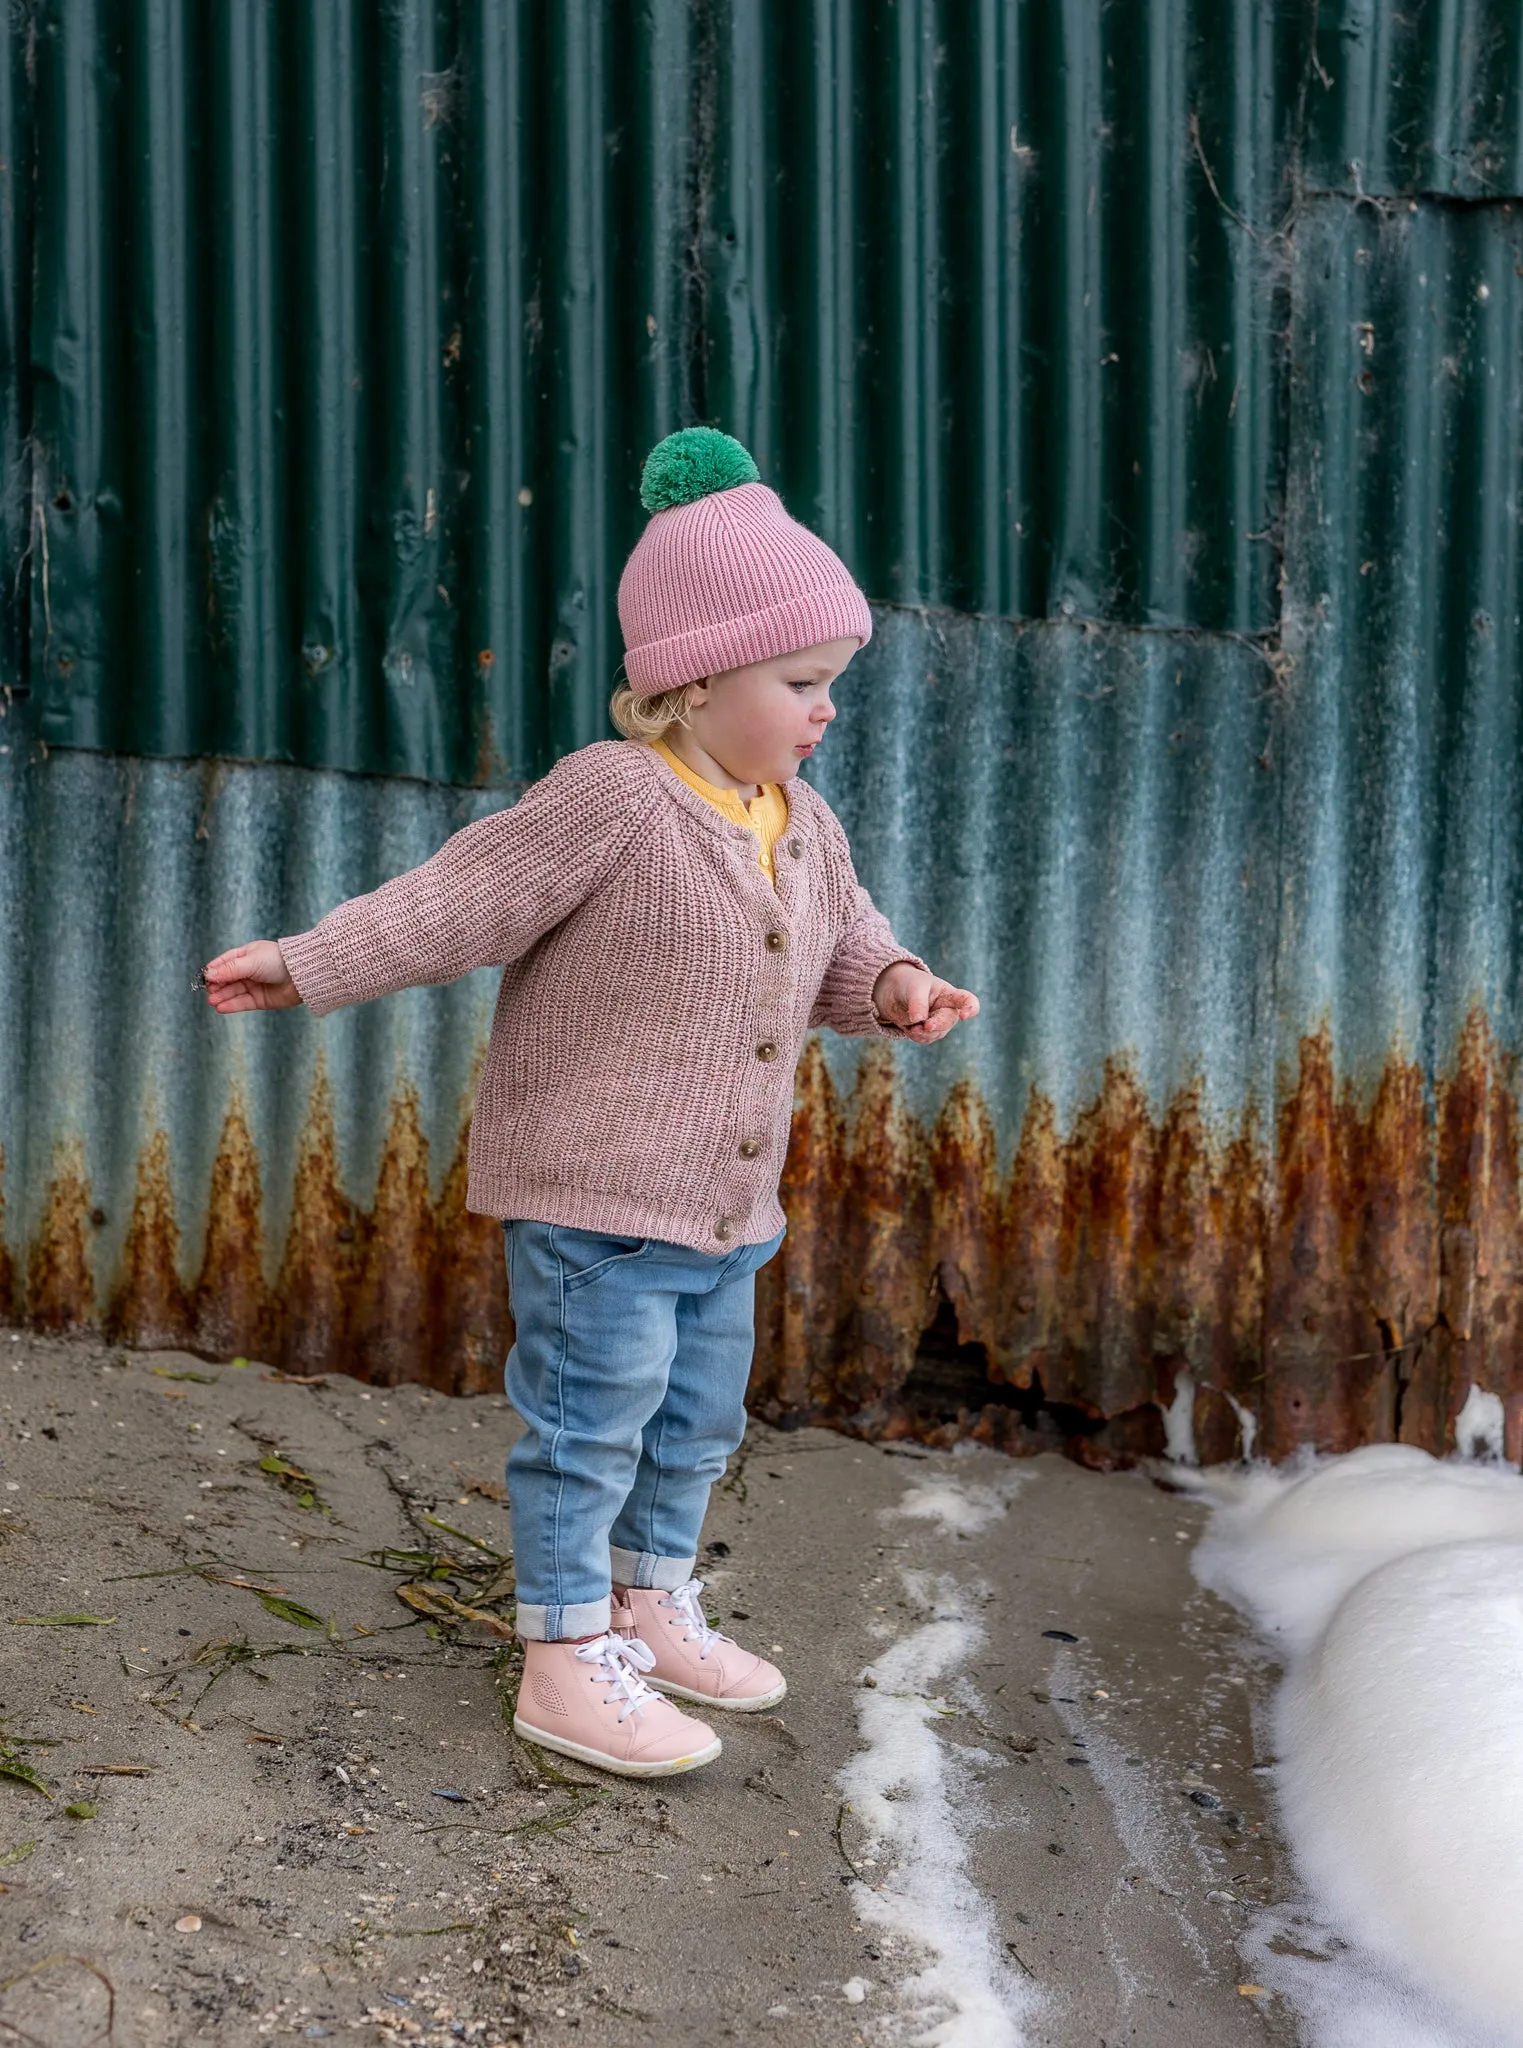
[0,1331,1300,2048]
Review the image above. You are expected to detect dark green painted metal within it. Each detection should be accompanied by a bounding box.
[12,0,1308,785]
[0,7,29,711]
[1302,0,1523,197]
[8,2,1523,788]
[1279,192,1523,1079]
[707,0,1295,631]
[23,0,705,783]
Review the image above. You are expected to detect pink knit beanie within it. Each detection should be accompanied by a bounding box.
[617,428,873,694]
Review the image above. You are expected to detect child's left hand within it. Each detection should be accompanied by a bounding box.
[872,962,980,1043]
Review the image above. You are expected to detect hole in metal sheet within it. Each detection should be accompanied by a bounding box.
[900,1288,1106,1442]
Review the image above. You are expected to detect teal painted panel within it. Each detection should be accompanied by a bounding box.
[0,6,29,705]
[707,0,1295,631]
[9,1,1523,787]
[807,605,1280,1137]
[1280,195,1523,1079]
[24,0,703,784]
[14,0,1319,784]
[1302,0,1523,197]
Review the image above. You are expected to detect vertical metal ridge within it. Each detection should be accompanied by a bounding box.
[290,0,363,773]
[458,1,535,783]
[1303,0,1523,197]
[0,2,34,702]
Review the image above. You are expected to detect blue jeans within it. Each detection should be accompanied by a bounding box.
[502,1222,784,1641]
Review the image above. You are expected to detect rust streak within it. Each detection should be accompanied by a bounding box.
[0,1144,16,1323]
[108,1129,190,1348]
[192,1094,271,1361]
[274,1060,362,1376]
[434,1109,511,1397]
[348,1086,439,1389]
[26,1140,94,1330]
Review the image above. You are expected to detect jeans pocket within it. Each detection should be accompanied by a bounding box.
[550,1226,652,1293]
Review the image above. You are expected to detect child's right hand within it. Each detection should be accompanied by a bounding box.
[202,940,302,1013]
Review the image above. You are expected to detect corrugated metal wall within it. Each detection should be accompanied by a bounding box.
[4,0,1523,1466]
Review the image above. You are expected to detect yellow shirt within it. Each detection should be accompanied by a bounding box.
[651,739,790,887]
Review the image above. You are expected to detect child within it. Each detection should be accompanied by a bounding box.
[204,428,978,1778]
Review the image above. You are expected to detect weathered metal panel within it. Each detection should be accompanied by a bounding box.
[1302,0,1523,197]
[707,0,1293,631]
[7,588,1523,1466]
[24,0,703,783]
[18,0,1301,784]
[6,4,1523,1471]
[0,6,30,704]
[0,744,507,1388]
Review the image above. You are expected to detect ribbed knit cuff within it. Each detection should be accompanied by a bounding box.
[828,930,929,1038]
[276,926,346,1018]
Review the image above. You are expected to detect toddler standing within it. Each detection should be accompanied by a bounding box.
[205,429,978,1778]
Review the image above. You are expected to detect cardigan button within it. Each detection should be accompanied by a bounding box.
[755,1040,779,1062]
[787,838,803,858]
[738,1139,761,1159]
[714,1218,733,1241]
[765,930,787,952]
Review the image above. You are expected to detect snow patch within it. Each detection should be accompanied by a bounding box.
[842,1976,873,2004]
[1455,1383,1506,1463]
[1191,1445,1523,2046]
[1161,1372,1197,1465]
[840,1575,1038,2045]
[1224,1392,1257,1463]
[887,1475,1021,1538]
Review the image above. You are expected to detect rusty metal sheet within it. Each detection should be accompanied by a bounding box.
[5,579,1522,1465]
[0,744,508,1392]
[5,10,1523,1469]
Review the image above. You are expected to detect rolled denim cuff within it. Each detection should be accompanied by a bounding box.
[513,1595,611,1643]
[609,1546,697,1593]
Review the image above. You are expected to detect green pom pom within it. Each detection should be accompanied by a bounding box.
[640,428,760,513]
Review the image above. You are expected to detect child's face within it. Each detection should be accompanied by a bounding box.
[685,636,859,785]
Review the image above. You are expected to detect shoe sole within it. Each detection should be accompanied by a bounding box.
[647,1675,788,1713]
[512,1714,722,1778]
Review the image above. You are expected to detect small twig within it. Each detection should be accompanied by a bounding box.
[419,1801,602,1839]
[361,1921,478,1940]
[0,1953,115,2043]
[833,1801,865,1881]
[1189,113,1259,240]
[419,1513,511,1563]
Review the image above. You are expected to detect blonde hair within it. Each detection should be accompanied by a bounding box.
[609,680,700,742]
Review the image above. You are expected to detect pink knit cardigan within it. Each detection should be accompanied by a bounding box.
[278,742,923,1251]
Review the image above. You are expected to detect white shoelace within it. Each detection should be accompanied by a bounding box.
[574,1631,660,1723]
[660,1579,730,1662]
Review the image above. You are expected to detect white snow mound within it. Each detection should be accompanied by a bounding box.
[1190,1444,1523,2045]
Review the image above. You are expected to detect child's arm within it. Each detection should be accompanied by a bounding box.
[807,812,978,1044]
[203,746,657,1019]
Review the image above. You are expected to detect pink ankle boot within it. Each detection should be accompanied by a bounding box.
[614,1581,787,1712]
[513,1632,722,1777]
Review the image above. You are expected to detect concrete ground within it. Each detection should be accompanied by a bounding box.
[0,1332,1299,2048]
